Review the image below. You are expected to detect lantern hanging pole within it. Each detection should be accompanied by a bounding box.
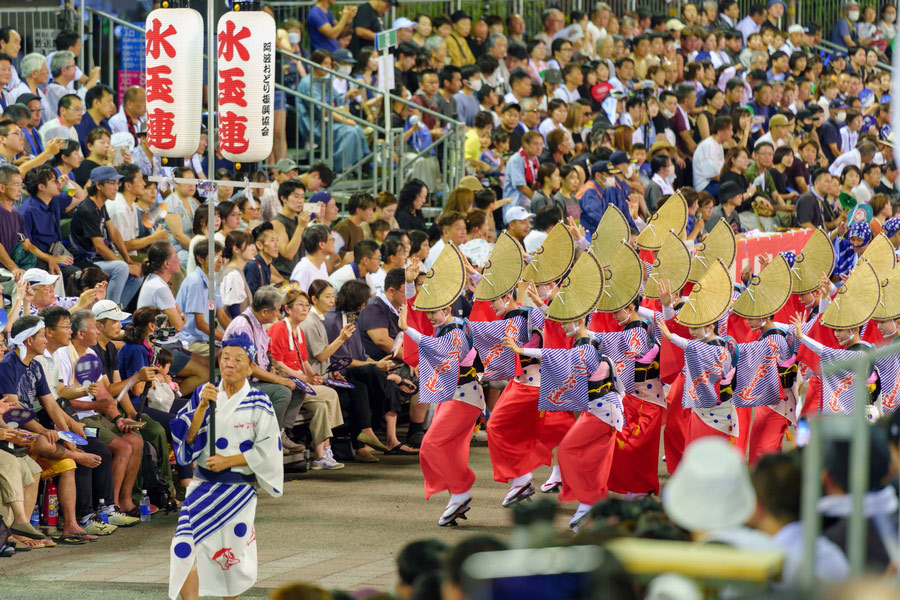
[207,0,218,458]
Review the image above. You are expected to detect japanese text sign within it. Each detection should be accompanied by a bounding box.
[144,8,203,158]
[216,11,275,163]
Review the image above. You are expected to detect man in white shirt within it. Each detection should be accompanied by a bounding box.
[485,34,511,95]
[829,140,877,177]
[106,164,167,257]
[553,63,582,104]
[747,453,850,587]
[586,3,611,43]
[693,116,733,193]
[736,5,766,43]
[754,113,791,150]
[329,239,380,293]
[38,92,82,145]
[45,30,100,93]
[851,163,881,205]
[42,51,80,119]
[425,210,468,269]
[108,86,146,146]
[290,223,333,292]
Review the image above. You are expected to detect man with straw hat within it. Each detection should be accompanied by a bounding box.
[790,260,882,415]
[397,244,482,527]
[504,251,625,530]
[656,259,739,446]
[469,233,553,508]
[730,253,799,465]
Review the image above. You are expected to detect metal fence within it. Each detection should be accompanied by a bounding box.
[0,6,66,56]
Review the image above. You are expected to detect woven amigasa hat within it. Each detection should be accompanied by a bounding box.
[688,218,736,283]
[822,259,881,329]
[861,232,897,281]
[872,264,900,321]
[676,258,733,327]
[636,189,688,250]
[732,255,793,319]
[595,241,644,312]
[474,232,524,301]
[591,204,630,266]
[645,231,691,300]
[792,228,836,294]
[413,242,467,311]
[547,250,606,322]
[523,222,576,285]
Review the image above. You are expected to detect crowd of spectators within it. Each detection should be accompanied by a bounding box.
[0,2,898,591]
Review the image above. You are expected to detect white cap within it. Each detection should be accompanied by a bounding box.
[666,18,686,31]
[661,437,756,533]
[392,17,417,30]
[505,206,535,225]
[91,300,131,322]
[787,24,806,35]
[22,268,59,286]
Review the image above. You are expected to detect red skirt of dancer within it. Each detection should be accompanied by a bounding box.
[686,411,732,445]
[800,375,822,418]
[663,374,689,475]
[486,379,552,482]
[538,410,576,451]
[734,406,790,466]
[420,400,483,499]
[608,394,665,495]
[557,412,617,505]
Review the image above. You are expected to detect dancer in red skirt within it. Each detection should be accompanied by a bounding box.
[504,251,622,529]
[399,242,482,526]
[730,253,799,466]
[656,259,738,448]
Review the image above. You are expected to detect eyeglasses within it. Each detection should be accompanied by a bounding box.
[295,303,310,309]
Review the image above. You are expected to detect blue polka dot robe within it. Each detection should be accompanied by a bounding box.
[168,382,284,599]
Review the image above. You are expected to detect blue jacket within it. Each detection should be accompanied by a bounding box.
[579,178,638,234]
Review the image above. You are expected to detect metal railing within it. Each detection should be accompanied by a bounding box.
[815,39,895,73]
[278,47,464,195]
[0,5,68,56]
[800,340,900,588]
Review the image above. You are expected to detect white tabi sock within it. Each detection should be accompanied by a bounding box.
[511,473,532,488]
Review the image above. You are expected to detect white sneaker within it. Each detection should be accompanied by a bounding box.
[311,457,345,470]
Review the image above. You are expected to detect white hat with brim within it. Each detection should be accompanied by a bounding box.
[91,299,131,322]
[505,206,535,225]
[22,268,59,286]
[662,438,756,533]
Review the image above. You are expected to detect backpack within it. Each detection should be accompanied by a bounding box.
[141,442,175,513]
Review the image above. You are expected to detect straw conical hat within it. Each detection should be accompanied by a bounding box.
[413,242,466,311]
[792,228,836,294]
[861,233,897,280]
[872,265,900,321]
[732,255,793,319]
[645,231,691,300]
[591,204,630,266]
[822,259,881,329]
[676,259,733,327]
[547,251,606,322]
[688,219,736,283]
[522,222,576,285]
[595,241,644,312]
[636,189,688,250]
[474,232,524,301]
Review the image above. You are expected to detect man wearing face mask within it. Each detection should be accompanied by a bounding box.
[595,152,640,234]
[819,99,847,163]
[831,1,860,51]
[399,246,483,527]
[453,64,483,127]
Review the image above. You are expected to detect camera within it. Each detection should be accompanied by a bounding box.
[150,313,176,343]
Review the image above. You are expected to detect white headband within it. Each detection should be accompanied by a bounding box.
[11,322,45,360]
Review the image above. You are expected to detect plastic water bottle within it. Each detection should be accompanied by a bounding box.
[139,490,151,523]
[98,498,108,524]
[30,505,40,528]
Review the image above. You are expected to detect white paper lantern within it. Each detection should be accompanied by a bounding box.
[216,11,276,163]
[144,8,203,158]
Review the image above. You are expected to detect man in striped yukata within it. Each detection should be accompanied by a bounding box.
[168,333,283,600]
